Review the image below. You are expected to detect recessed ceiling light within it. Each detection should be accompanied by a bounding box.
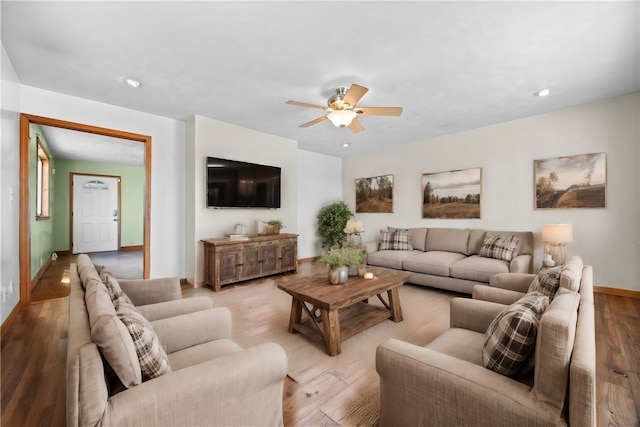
[534,88,551,97]
[343,143,350,148]
[123,77,142,88]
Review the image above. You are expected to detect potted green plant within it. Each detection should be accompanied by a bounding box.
[317,246,365,284]
[317,201,354,249]
[266,220,284,235]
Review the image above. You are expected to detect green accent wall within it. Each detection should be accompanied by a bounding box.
[29,124,56,279]
[52,159,145,251]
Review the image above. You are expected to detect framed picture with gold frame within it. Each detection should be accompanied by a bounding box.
[421,168,481,219]
[534,152,606,209]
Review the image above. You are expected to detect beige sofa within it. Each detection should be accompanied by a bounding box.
[365,227,533,294]
[67,254,288,427]
[376,256,595,426]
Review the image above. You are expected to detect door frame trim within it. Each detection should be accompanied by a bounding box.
[70,173,122,254]
[19,114,151,307]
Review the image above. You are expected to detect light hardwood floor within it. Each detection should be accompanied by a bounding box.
[1,256,639,426]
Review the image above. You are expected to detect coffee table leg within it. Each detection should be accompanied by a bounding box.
[321,308,341,356]
[388,288,403,322]
[289,298,302,333]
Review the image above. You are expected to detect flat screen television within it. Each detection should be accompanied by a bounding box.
[206,157,281,208]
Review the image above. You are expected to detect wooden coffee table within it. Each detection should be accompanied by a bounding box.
[277,266,410,356]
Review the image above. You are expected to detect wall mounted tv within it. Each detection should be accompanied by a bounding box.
[206,157,281,208]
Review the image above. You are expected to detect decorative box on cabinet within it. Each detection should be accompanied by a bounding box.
[202,233,298,291]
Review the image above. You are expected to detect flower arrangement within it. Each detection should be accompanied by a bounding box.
[343,219,364,235]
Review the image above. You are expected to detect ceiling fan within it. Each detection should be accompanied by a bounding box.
[286,84,403,133]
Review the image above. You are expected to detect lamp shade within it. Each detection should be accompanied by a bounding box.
[542,224,573,243]
[328,110,357,127]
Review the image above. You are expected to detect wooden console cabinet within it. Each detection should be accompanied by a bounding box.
[201,233,298,291]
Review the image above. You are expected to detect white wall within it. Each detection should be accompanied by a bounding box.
[343,94,640,290]
[297,150,343,259]
[185,115,299,285]
[19,86,187,279]
[1,44,22,323]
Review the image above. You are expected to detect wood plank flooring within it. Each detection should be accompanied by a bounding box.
[2,255,639,426]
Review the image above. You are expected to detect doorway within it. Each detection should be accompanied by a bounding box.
[19,114,151,307]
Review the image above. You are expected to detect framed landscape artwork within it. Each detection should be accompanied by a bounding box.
[355,174,393,213]
[534,152,606,209]
[421,168,481,219]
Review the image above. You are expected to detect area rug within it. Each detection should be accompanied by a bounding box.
[210,278,454,426]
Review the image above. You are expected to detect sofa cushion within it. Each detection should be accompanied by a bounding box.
[388,227,426,251]
[379,230,395,250]
[528,266,562,300]
[76,253,103,292]
[402,251,467,277]
[560,256,583,292]
[483,292,549,376]
[85,279,142,388]
[449,255,510,283]
[116,301,172,381]
[168,338,242,371]
[425,228,469,254]
[467,229,487,255]
[478,234,520,262]
[368,250,422,270]
[426,328,485,366]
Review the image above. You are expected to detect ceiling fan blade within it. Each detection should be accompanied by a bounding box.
[300,115,329,128]
[348,118,364,133]
[286,100,327,110]
[356,107,403,116]
[343,84,369,107]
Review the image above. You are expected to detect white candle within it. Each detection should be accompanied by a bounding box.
[364,272,374,279]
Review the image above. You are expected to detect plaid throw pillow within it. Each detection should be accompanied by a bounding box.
[116,302,171,381]
[392,229,412,251]
[478,234,520,262]
[101,269,134,309]
[528,266,562,300]
[483,292,549,376]
[379,230,395,250]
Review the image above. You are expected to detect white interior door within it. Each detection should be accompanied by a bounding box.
[72,175,120,254]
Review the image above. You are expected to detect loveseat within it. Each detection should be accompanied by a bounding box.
[364,227,533,294]
[377,256,595,426]
[67,254,288,427]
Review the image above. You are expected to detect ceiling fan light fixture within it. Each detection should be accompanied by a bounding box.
[328,109,357,128]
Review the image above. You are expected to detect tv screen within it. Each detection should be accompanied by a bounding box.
[206,157,281,208]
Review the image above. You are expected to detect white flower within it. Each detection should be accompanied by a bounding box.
[344,219,364,235]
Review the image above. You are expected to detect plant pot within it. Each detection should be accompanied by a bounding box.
[265,224,280,235]
[328,266,349,284]
[348,264,358,276]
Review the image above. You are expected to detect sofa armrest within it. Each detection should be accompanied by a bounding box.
[118,277,182,306]
[448,298,505,333]
[376,339,548,427]
[137,296,214,322]
[151,307,232,354]
[472,286,524,305]
[103,342,288,427]
[489,272,535,293]
[362,241,379,255]
[510,254,532,273]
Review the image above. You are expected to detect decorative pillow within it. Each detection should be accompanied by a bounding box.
[103,274,135,310]
[387,227,414,250]
[392,229,412,251]
[116,302,172,381]
[528,266,562,300]
[478,234,520,262]
[379,230,395,250]
[483,292,549,376]
[85,280,142,387]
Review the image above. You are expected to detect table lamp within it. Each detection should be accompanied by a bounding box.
[542,224,573,266]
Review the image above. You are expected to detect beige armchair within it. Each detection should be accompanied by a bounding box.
[376,259,595,427]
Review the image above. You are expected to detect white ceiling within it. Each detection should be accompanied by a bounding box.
[2,1,639,161]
